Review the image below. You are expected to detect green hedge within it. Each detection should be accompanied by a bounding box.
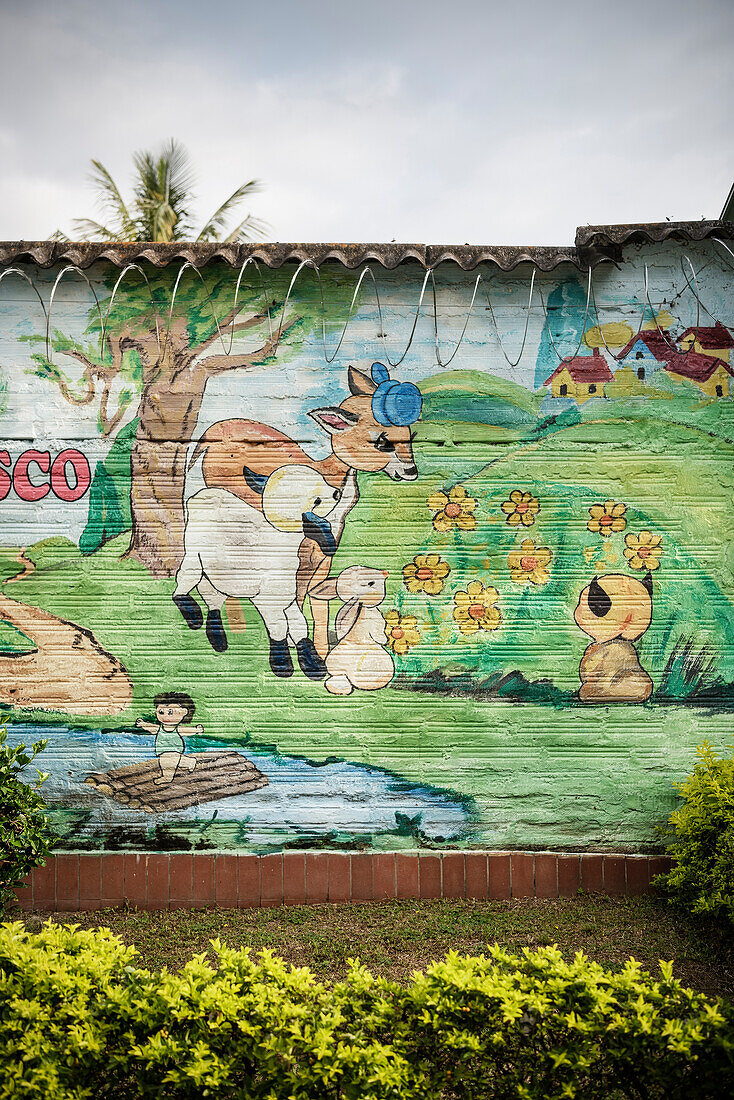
[1,921,733,1099]
[657,742,734,929]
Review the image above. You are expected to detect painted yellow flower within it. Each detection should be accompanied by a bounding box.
[507,539,552,586]
[427,485,478,532]
[587,500,627,537]
[402,553,451,595]
[452,581,502,635]
[384,610,422,655]
[501,490,539,527]
[624,530,663,571]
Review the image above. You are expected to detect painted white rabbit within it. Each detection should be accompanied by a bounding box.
[310,566,394,695]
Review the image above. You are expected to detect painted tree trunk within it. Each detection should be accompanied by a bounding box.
[126,359,207,578]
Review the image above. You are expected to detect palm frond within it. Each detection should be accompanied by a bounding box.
[133,140,196,241]
[70,218,120,242]
[63,140,266,242]
[196,180,261,242]
[222,213,270,244]
[88,160,137,239]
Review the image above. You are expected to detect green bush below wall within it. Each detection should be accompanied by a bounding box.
[1,921,732,1099]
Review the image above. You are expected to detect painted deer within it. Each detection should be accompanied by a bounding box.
[188,363,422,657]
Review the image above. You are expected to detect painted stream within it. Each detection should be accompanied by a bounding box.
[6,723,473,851]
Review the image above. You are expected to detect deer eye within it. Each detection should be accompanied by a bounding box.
[332,489,341,501]
[375,433,395,452]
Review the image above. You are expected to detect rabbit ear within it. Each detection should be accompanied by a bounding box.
[310,577,338,601]
[335,600,362,639]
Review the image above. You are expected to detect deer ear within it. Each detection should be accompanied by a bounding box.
[348,366,376,396]
[308,407,360,435]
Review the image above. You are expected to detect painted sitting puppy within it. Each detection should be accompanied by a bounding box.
[573,572,654,703]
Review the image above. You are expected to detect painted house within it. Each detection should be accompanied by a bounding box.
[544,349,614,403]
[678,321,734,363]
[664,350,734,397]
[616,329,676,380]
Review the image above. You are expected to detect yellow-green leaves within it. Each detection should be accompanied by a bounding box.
[1,922,733,1099]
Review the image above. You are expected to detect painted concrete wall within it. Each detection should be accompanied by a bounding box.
[1,240,732,853]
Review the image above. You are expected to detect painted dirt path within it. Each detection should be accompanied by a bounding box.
[0,591,133,715]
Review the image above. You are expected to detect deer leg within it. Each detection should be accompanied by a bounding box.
[307,557,333,659]
[251,594,294,678]
[285,602,327,681]
[197,576,228,654]
[173,553,204,629]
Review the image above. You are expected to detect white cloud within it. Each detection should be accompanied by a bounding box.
[0,0,731,243]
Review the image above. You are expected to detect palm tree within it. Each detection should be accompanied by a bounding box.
[61,139,266,243]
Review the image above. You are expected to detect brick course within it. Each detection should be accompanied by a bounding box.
[12,851,672,911]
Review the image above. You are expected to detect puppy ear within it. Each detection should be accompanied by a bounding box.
[641,570,653,598]
[587,576,612,618]
[309,578,338,601]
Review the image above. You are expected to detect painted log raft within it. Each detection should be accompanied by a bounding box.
[84,751,268,813]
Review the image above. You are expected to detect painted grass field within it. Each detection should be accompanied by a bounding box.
[2,389,733,851]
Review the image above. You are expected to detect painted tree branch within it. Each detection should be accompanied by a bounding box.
[196,315,301,375]
[188,304,275,358]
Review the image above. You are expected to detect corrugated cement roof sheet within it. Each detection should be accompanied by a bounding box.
[0,221,730,272]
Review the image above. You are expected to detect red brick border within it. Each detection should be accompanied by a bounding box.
[10,852,672,912]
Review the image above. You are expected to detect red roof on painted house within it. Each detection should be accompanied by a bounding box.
[678,322,734,349]
[544,350,614,386]
[617,329,678,362]
[665,350,734,383]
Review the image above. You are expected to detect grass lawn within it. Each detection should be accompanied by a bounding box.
[21,896,734,999]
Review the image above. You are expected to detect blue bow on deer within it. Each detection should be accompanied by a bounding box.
[370,362,422,427]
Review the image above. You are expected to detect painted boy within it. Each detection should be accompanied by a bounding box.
[135,692,204,785]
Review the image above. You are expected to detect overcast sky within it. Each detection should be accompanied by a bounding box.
[1,0,732,245]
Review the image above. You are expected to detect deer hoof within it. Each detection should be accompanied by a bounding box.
[173,594,203,630]
[205,610,228,653]
[296,638,327,680]
[269,638,293,678]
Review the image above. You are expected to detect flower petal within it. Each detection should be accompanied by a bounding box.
[427,492,448,511]
[456,513,477,530]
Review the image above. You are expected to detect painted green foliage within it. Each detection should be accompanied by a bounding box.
[354,370,734,703]
[79,420,137,555]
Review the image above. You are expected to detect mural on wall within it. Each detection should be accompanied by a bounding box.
[0,245,733,852]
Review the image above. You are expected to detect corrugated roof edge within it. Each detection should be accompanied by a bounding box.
[0,221,730,272]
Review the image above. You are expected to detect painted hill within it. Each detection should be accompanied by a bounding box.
[419,370,543,432]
